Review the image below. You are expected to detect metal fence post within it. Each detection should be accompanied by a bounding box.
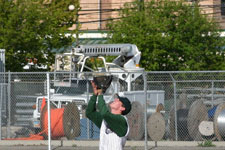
[0,72,6,140]
[0,73,3,140]
[170,73,178,141]
[0,49,5,140]
[144,71,148,150]
[86,75,90,139]
[47,72,51,150]
[7,71,11,138]
[174,80,178,141]
[211,81,214,107]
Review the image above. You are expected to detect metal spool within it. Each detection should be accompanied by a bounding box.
[63,102,80,139]
[214,102,225,141]
[218,109,225,140]
[187,100,208,141]
[127,101,144,140]
[147,106,157,117]
[147,112,165,141]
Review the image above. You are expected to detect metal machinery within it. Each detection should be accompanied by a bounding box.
[32,44,165,140]
[53,44,143,90]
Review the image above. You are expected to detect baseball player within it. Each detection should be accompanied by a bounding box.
[86,81,132,150]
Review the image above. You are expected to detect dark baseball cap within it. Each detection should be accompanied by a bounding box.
[115,94,132,115]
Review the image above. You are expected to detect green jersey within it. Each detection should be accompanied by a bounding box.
[86,95,128,137]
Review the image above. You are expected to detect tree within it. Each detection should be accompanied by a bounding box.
[107,0,225,71]
[0,0,80,71]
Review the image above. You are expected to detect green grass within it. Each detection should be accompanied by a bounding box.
[198,140,216,147]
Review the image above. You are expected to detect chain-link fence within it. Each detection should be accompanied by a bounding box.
[0,73,47,140]
[1,71,225,149]
[147,71,225,142]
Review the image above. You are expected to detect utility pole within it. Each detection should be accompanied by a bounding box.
[68,4,79,47]
[76,14,79,47]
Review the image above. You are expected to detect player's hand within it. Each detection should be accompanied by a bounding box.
[91,81,98,95]
[97,89,103,95]
[91,81,103,95]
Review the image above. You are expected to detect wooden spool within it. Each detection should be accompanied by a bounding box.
[156,103,164,113]
[187,100,208,140]
[40,102,80,140]
[63,102,80,139]
[147,112,165,141]
[214,102,225,141]
[127,101,144,140]
[199,121,214,137]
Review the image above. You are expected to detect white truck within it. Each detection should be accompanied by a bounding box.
[32,44,165,136]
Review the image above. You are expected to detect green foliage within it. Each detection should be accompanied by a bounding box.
[107,0,225,71]
[198,140,216,147]
[0,0,80,71]
[85,58,106,71]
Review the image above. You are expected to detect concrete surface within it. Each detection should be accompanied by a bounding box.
[0,141,225,150]
[1,146,225,150]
